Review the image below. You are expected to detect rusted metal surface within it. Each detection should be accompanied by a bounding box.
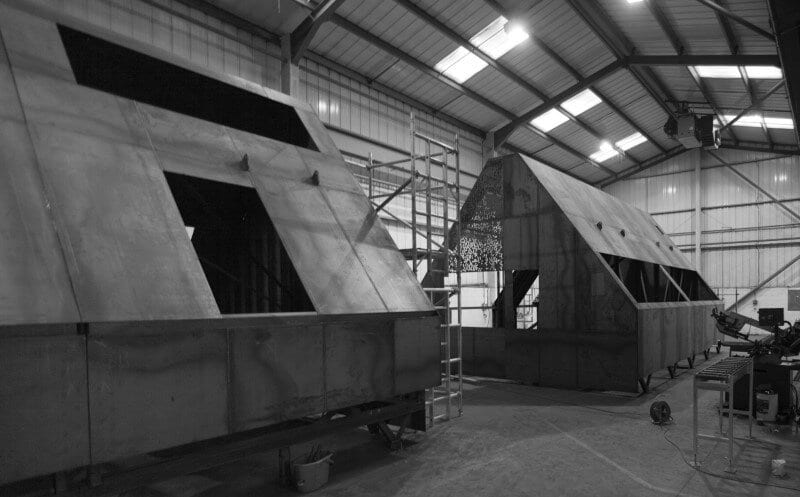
[455,153,721,392]
[0,5,438,486]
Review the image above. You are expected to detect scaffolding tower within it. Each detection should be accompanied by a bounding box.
[362,113,464,427]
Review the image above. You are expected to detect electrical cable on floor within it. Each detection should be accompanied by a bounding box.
[660,423,800,491]
[483,377,800,489]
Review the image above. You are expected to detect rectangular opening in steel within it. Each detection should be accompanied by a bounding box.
[57,25,318,151]
[165,172,314,314]
[602,254,717,302]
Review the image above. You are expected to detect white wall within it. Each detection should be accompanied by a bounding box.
[604,148,800,322]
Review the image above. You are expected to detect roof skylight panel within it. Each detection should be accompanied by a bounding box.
[560,89,602,116]
[470,16,529,59]
[616,132,647,151]
[530,108,569,132]
[434,46,487,83]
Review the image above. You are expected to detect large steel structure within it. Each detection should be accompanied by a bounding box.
[0,2,439,486]
[457,154,722,393]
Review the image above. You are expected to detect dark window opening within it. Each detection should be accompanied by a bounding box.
[165,172,314,314]
[58,25,317,151]
[602,254,717,303]
[492,269,538,329]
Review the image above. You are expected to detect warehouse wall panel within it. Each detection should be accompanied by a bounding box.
[605,149,800,322]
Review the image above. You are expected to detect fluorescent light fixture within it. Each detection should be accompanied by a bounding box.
[627,0,644,3]
[470,16,529,60]
[774,174,787,182]
[434,46,488,83]
[694,65,741,78]
[744,66,783,79]
[590,141,619,162]
[720,113,795,129]
[615,132,647,151]
[664,186,677,195]
[561,89,602,116]
[530,108,569,132]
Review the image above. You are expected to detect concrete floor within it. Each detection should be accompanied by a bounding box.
[128,352,800,497]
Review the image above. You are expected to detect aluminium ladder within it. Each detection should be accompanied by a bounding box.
[361,113,464,427]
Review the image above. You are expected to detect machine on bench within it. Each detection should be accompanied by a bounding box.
[710,308,800,421]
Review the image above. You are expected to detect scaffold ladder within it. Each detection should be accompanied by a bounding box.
[362,113,463,427]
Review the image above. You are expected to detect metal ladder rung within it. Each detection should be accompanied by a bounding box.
[440,323,461,328]
[429,392,461,402]
[441,358,461,364]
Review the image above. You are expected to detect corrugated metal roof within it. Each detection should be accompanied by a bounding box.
[596,0,675,56]
[528,0,617,76]
[592,70,673,150]
[207,0,793,184]
[440,94,507,130]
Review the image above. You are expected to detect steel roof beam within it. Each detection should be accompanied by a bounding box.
[566,0,678,120]
[481,1,668,154]
[738,67,775,147]
[391,0,641,169]
[290,0,346,63]
[330,14,615,176]
[718,80,785,133]
[528,35,667,153]
[493,60,623,145]
[626,55,781,66]
[644,0,685,55]
[767,0,800,146]
[712,0,740,55]
[595,146,686,188]
[170,1,591,180]
[693,0,776,41]
[720,139,800,155]
[636,3,744,144]
[685,66,741,142]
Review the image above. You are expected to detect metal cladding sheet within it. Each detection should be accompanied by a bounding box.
[516,155,695,270]
[229,324,325,432]
[87,323,229,463]
[134,102,254,187]
[25,123,219,321]
[0,335,89,484]
[324,320,395,409]
[393,316,441,393]
[0,5,74,81]
[0,45,80,325]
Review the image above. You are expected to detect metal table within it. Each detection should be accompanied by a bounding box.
[693,356,753,473]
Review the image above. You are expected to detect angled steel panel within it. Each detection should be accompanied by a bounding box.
[521,156,695,269]
[0,40,80,325]
[25,122,220,321]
